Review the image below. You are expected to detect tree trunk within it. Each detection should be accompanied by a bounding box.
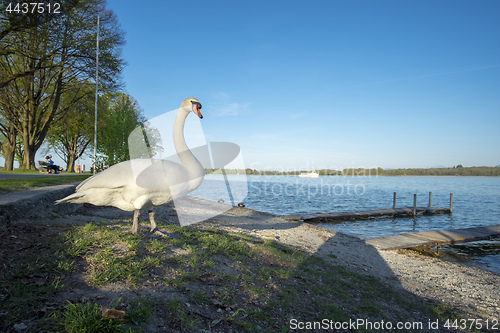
[21,142,37,170]
[19,57,36,170]
[66,137,76,173]
[2,123,17,170]
[66,159,75,173]
[3,148,15,170]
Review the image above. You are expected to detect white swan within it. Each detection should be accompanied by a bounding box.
[56,97,205,235]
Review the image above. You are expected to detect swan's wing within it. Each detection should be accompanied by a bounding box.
[135,160,187,190]
[77,160,142,191]
[78,159,188,193]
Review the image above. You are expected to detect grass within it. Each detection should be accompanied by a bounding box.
[57,300,126,333]
[0,174,91,194]
[1,242,73,326]
[126,296,155,326]
[0,220,485,332]
[0,169,49,174]
[0,168,92,174]
[56,296,155,332]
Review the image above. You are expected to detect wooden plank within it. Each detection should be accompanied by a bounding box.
[413,229,491,242]
[285,206,451,222]
[366,234,432,250]
[366,225,500,250]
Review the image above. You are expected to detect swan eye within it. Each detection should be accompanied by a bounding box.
[191,101,202,110]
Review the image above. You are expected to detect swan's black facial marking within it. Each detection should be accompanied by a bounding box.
[191,100,203,119]
[191,100,202,110]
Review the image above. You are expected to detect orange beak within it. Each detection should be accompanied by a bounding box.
[192,103,203,119]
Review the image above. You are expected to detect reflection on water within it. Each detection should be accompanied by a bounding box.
[439,239,500,275]
[316,215,458,239]
[449,239,500,258]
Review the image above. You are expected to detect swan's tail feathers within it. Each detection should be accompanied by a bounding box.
[76,174,95,190]
[55,192,86,205]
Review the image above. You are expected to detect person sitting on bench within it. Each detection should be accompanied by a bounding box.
[45,155,60,174]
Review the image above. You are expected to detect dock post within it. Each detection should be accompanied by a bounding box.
[413,194,417,217]
[428,192,432,207]
[449,193,453,214]
[393,192,396,209]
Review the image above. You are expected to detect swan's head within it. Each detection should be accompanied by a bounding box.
[180,97,203,119]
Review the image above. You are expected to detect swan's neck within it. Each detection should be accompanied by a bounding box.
[173,109,204,182]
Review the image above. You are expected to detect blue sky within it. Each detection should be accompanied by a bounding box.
[104,0,500,170]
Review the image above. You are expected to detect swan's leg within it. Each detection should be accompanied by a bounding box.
[149,210,169,237]
[148,210,157,232]
[131,209,140,234]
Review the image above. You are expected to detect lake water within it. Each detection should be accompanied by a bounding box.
[192,175,500,272]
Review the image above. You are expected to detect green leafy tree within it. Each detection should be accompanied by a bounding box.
[46,84,97,172]
[0,0,125,170]
[0,0,66,88]
[97,92,146,166]
[128,122,164,160]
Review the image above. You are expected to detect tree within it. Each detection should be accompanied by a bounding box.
[46,84,96,172]
[0,0,125,170]
[129,122,164,160]
[0,56,23,170]
[0,0,69,88]
[97,92,145,166]
[0,113,17,170]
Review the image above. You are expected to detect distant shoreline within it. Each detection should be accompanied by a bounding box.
[204,174,499,178]
[240,174,500,177]
[206,166,500,177]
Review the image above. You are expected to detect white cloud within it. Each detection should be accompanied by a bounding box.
[211,92,250,116]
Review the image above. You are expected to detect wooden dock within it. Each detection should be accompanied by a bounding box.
[285,192,454,222]
[365,225,500,250]
[282,192,500,250]
[285,206,451,223]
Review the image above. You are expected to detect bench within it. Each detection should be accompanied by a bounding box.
[38,161,53,173]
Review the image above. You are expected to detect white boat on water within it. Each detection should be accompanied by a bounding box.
[298,171,319,178]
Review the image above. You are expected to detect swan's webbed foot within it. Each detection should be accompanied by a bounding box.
[150,227,170,238]
[148,210,170,238]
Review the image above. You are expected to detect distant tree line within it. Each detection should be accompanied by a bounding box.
[0,0,145,172]
[207,166,500,177]
[377,166,500,177]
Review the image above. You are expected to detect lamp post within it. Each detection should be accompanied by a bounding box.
[93,15,100,175]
